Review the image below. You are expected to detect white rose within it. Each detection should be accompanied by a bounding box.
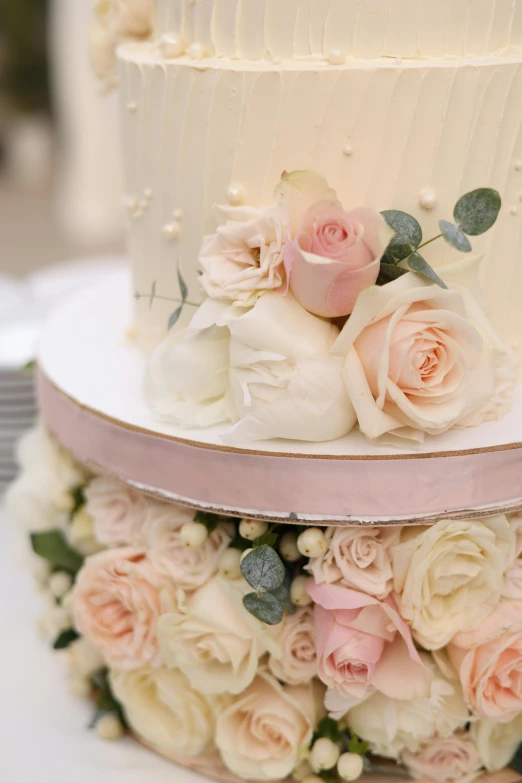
[215,672,317,781]
[110,666,230,758]
[6,424,87,532]
[224,292,356,443]
[268,607,317,685]
[158,576,279,695]
[143,501,232,591]
[332,258,508,442]
[503,514,522,600]
[114,0,154,38]
[307,526,400,598]
[200,204,286,306]
[347,661,469,759]
[392,516,513,650]
[145,299,233,427]
[471,714,522,772]
[401,734,482,783]
[84,476,148,547]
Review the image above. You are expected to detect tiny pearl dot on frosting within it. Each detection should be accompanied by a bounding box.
[127,101,137,112]
[343,145,353,156]
[125,196,138,213]
[419,188,438,211]
[519,192,522,202]
[227,184,245,205]
[328,49,345,66]
[159,32,186,59]
[515,160,522,171]
[395,57,403,65]
[144,188,153,200]
[188,42,205,60]
[510,205,519,216]
[173,208,184,220]
[163,221,181,240]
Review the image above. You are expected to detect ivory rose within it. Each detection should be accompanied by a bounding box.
[278,171,394,318]
[200,204,286,306]
[307,526,400,598]
[447,601,522,722]
[73,548,175,670]
[502,514,522,600]
[471,714,522,772]
[85,476,148,547]
[347,661,469,759]
[268,607,317,685]
[158,576,280,695]
[215,672,318,781]
[332,260,505,442]
[401,734,482,783]
[110,666,231,758]
[308,581,430,717]
[224,292,356,443]
[392,516,513,650]
[143,501,232,591]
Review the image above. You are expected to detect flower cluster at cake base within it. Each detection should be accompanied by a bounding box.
[144,170,517,446]
[9,424,522,783]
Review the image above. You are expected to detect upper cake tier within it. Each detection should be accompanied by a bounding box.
[154,0,522,62]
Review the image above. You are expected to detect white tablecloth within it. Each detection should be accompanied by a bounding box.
[0,510,208,783]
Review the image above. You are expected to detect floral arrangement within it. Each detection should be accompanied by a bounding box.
[143,170,517,445]
[9,424,522,783]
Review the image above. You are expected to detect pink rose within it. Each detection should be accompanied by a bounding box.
[85,476,148,547]
[268,607,317,686]
[277,170,393,318]
[447,601,522,722]
[308,581,430,717]
[402,734,482,783]
[73,547,173,670]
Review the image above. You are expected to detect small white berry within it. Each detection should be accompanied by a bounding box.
[297,528,327,558]
[68,677,91,700]
[311,737,341,772]
[180,521,209,549]
[338,752,364,781]
[96,714,124,741]
[239,518,269,541]
[31,558,52,585]
[302,777,324,783]
[219,548,242,579]
[280,531,301,562]
[49,571,73,599]
[290,575,313,607]
[292,760,313,781]
[240,548,254,563]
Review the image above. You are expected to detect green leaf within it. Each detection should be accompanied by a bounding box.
[240,545,285,592]
[167,305,183,331]
[349,734,370,756]
[439,220,472,253]
[70,486,86,518]
[194,510,221,534]
[376,263,409,286]
[316,716,343,744]
[90,668,128,728]
[178,266,188,302]
[407,252,447,289]
[31,530,84,576]
[149,280,157,310]
[254,532,278,549]
[53,628,80,650]
[229,535,252,552]
[454,188,501,236]
[510,743,522,774]
[269,571,296,615]
[22,359,36,374]
[243,592,283,625]
[381,210,422,260]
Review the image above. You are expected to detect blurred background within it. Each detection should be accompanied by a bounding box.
[0,0,126,490]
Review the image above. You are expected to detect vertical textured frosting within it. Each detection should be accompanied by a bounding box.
[119,45,522,351]
[154,0,522,61]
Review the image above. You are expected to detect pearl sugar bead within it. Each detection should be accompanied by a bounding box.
[328,49,345,65]
[188,42,205,60]
[159,32,185,59]
[227,183,245,205]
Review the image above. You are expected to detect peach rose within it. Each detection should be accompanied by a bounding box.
[143,501,232,591]
[85,476,148,547]
[278,170,393,318]
[307,526,400,598]
[268,607,317,686]
[402,734,482,783]
[215,672,317,781]
[332,263,502,442]
[73,548,174,670]
[308,582,430,717]
[448,601,522,722]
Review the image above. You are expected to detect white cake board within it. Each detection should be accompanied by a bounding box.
[36,268,522,525]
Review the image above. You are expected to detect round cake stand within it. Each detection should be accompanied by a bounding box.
[37,268,522,526]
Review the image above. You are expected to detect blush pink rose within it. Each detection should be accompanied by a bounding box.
[308,581,430,717]
[85,476,148,547]
[73,547,173,670]
[447,601,522,723]
[402,734,482,783]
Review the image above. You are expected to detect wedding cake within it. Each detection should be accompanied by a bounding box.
[8,2,522,783]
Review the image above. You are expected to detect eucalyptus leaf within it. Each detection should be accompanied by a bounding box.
[243,592,284,625]
[31,530,84,576]
[149,280,157,310]
[381,210,422,260]
[407,253,447,289]
[241,545,285,591]
[178,266,188,302]
[376,263,408,286]
[439,220,472,253]
[269,571,296,615]
[167,305,183,331]
[454,188,501,236]
[53,628,80,650]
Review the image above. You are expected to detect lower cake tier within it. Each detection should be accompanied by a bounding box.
[7,418,522,783]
